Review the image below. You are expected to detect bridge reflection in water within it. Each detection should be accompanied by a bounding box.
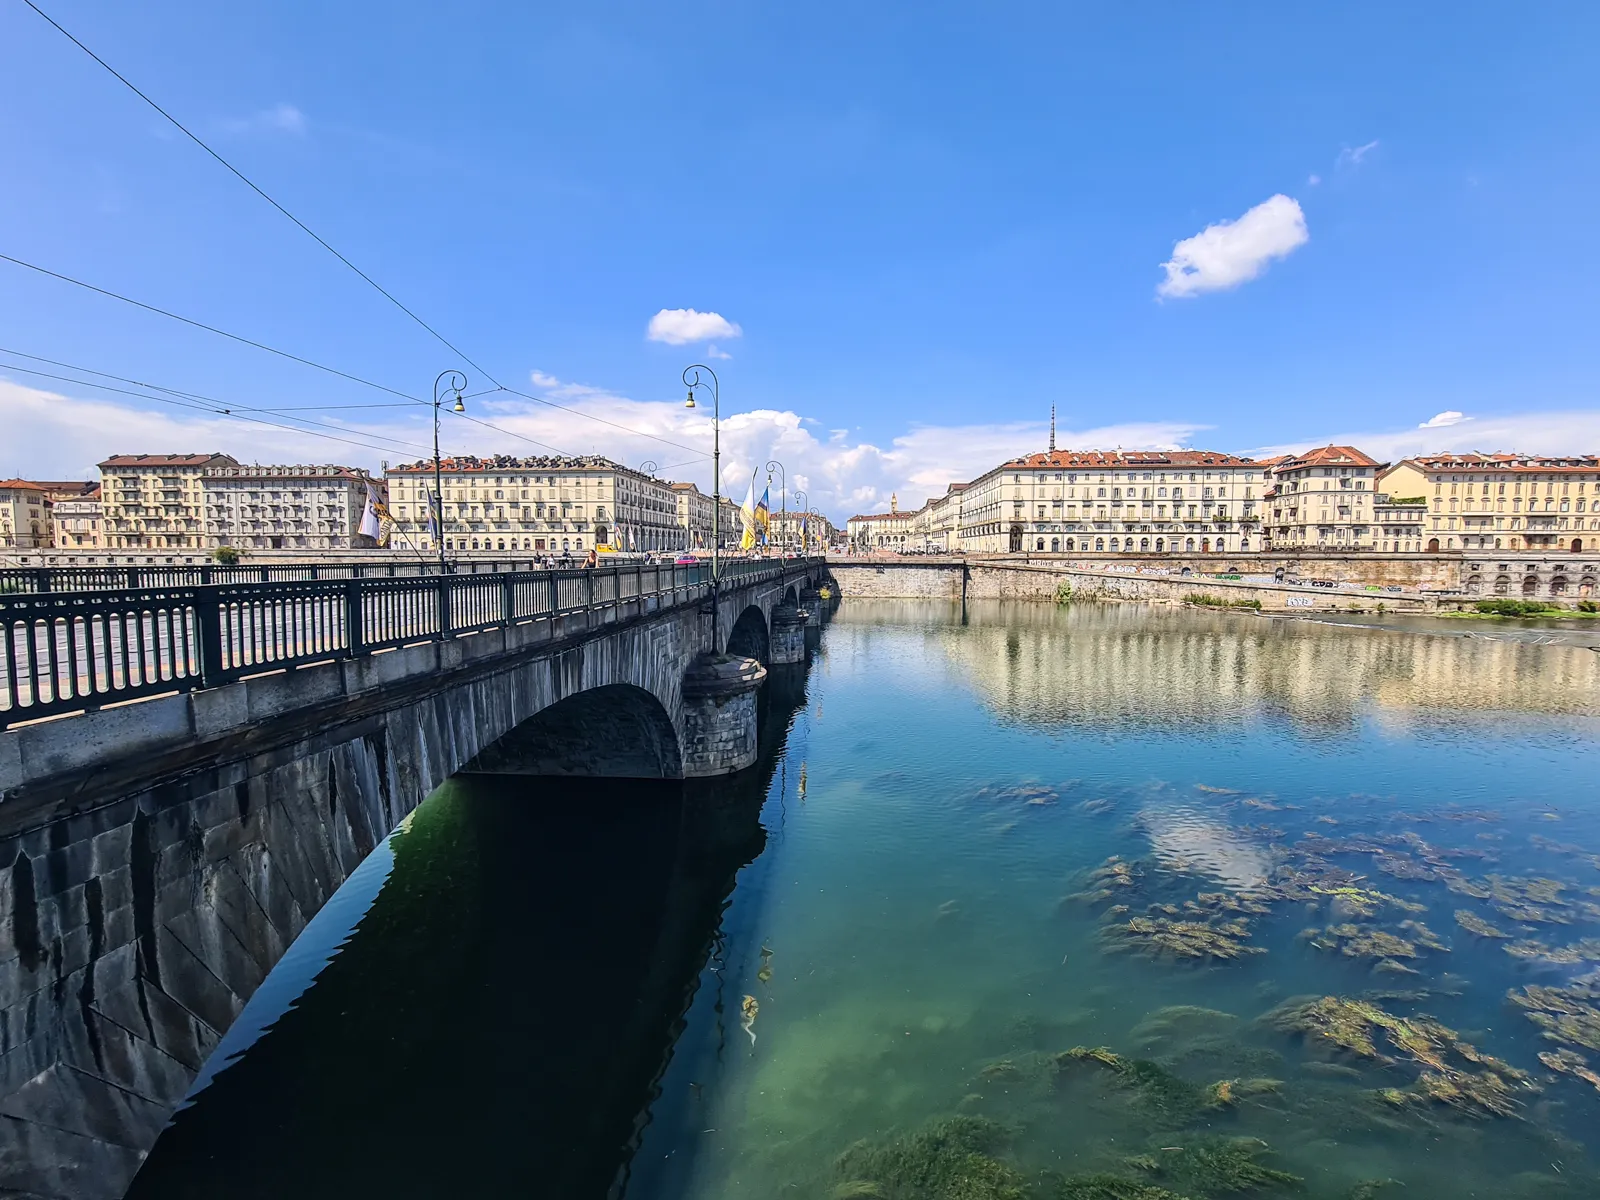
[124,661,814,1199]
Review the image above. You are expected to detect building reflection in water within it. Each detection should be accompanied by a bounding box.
[830,599,1600,733]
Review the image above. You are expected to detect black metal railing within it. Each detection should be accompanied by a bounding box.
[0,556,705,595]
[1,558,816,728]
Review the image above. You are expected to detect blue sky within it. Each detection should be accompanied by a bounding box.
[2,1,1597,518]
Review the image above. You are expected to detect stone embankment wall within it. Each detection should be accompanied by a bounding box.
[828,560,1433,613]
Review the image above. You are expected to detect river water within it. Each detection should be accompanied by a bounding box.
[130,601,1600,1200]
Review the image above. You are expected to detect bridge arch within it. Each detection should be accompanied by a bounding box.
[460,684,683,778]
[725,605,770,662]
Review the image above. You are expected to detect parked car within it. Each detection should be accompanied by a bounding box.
[675,554,699,565]
[1384,585,1404,593]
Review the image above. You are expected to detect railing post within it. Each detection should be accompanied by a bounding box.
[196,586,225,687]
[33,568,50,593]
[344,578,364,656]
[438,574,452,640]
[500,573,514,628]
[586,570,595,612]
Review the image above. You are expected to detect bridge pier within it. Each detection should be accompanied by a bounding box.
[799,588,823,627]
[679,654,767,777]
[769,603,807,665]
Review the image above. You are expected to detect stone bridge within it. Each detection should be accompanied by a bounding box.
[0,559,825,1198]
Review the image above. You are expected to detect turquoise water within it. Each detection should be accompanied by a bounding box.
[131,600,1600,1199]
[633,601,1600,1200]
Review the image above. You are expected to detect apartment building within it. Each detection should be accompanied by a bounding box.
[1378,453,1600,553]
[1261,445,1385,551]
[98,454,238,550]
[202,463,382,551]
[0,481,51,548]
[384,455,682,555]
[50,490,103,549]
[957,450,1271,554]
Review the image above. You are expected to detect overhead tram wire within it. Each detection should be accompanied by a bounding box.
[0,252,702,462]
[0,358,445,461]
[21,2,717,466]
[0,347,438,456]
[0,255,569,456]
[20,0,499,388]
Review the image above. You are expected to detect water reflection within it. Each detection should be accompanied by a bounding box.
[832,600,1600,730]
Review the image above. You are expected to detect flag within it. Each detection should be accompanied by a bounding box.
[800,511,809,551]
[740,479,759,550]
[359,482,383,542]
[426,487,441,543]
[755,484,771,546]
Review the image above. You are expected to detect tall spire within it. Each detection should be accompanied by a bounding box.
[1049,404,1056,452]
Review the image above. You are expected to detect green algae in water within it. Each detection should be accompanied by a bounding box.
[834,1115,1027,1200]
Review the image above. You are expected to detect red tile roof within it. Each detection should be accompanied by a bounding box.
[1400,453,1599,474]
[0,479,46,491]
[1003,449,1260,468]
[98,453,238,468]
[1272,444,1383,471]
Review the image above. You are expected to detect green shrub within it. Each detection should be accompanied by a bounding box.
[1185,593,1259,610]
[1579,600,1599,613]
[1474,598,1553,616]
[1056,581,1073,606]
[212,546,241,566]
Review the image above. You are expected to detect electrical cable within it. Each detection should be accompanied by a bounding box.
[20,0,502,387]
[12,5,724,462]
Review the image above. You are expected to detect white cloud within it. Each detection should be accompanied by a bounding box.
[1307,174,1322,186]
[1337,140,1379,168]
[1157,194,1309,299]
[1256,410,1600,465]
[217,103,306,137]
[646,308,742,346]
[704,344,733,360]
[1419,410,1468,429]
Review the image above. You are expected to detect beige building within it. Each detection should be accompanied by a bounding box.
[50,489,103,549]
[668,482,743,551]
[848,495,915,551]
[768,507,837,552]
[1378,453,1600,553]
[99,454,239,550]
[1262,445,1385,551]
[385,455,682,556]
[0,481,51,548]
[203,464,383,551]
[1372,494,1429,553]
[958,450,1270,554]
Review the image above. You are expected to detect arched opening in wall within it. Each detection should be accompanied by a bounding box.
[1551,575,1569,595]
[1274,567,1286,582]
[1494,575,1511,595]
[1009,524,1024,552]
[1427,538,1440,552]
[1155,538,1164,552]
[1581,577,1596,597]
[1465,574,1482,594]
[1094,538,1105,551]
[725,605,770,662]
[1522,576,1539,596]
[1185,538,1195,552]
[1065,538,1075,551]
[460,685,684,778]
[1573,538,1584,553]
[1201,538,1211,552]
[782,585,799,607]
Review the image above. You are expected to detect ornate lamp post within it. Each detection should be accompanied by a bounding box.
[639,459,658,476]
[792,488,809,555]
[432,370,466,573]
[747,459,785,556]
[683,364,721,642]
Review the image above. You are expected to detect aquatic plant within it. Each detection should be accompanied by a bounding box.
[1503,938,1600,965]
[1052,1174,1190,1200]
[1453,910,1510,938]
[1303,924,1421,961]
[1056,1048,1207,1122]
[1262,996,1534,1117]
[1103,915,1265,962]
[1538,1048,1600,1094]
[834,1115,1027,1200]
[1201,1077,1281,1109]
[1131,1137,1301,1195]
[1129,1006,1240,1050]
[1509,974,1600,1053]
[1308,886,1425,919]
